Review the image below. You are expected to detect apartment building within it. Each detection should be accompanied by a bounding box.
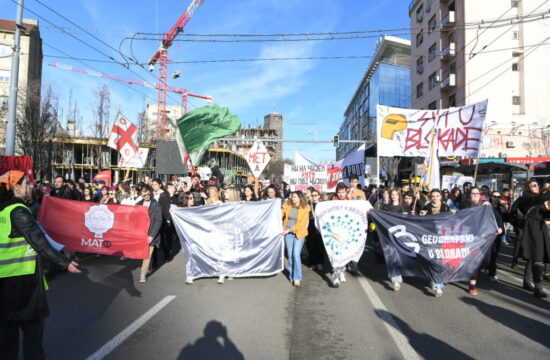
[0,18,43,154]
[409,0,550,157]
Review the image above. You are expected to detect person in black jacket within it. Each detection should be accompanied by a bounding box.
[487,191,506,283]
[152,178,177,262]
[0,171,81,360]
[518,188,550,298]
[306,189,326,271]
[136,185,163,283]
[50,176,76,200]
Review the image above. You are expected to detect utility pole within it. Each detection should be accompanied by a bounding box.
[5,0,24,155]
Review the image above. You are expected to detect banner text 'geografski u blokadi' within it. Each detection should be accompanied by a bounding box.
[371,206,497,284]
[172,199,284,278]
[38,196,150,259]
[377,100,488,157]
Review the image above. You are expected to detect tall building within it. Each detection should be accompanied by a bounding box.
[141,103,184,142]
[338,35,411,159]
[263,112,284,160]
[409,0,550,158]
[0,18,43,154]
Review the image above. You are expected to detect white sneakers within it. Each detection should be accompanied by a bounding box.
[139,274,146,283]
[392,282,401,292]
[435,288,443,297]
[217,276,225,284]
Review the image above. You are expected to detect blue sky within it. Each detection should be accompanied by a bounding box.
[1,0,411,161]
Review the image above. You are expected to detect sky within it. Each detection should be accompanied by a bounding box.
[1,0,411,162]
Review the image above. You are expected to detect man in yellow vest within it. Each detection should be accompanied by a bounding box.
[0,170,81,360]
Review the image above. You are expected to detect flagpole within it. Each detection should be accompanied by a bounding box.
[472,152,481,186]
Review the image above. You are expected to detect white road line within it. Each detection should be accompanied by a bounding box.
[356,276,422,360]
[86,295,177,360]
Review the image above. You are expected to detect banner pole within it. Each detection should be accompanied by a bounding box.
[123,167,131,182]
[472,153,481,186]
[254,176,259,198]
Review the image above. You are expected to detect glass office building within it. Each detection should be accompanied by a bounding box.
[338,36,411,159]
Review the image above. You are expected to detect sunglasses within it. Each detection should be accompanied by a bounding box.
[492,195,501,198]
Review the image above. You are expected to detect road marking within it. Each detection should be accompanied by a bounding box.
[356,275,422,360]
[86,295,177,360]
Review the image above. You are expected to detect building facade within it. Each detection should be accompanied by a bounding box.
[409,0,550,157]
[141,103,183,142]
[263,112,284,160]
[338,36,411,159]
[0,18,43,154]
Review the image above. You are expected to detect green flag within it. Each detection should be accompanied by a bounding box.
[176,105,241,166]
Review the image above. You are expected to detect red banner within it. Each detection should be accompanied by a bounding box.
[93,170,112,187]
[0,156,35,183]
[38,196,150,259]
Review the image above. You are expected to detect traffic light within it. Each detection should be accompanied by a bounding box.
[333,135,340,148]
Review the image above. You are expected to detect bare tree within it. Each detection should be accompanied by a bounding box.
[16,83,61,179]
[264,158,294,184]
[90,84,111,138]
[379,157,401,186]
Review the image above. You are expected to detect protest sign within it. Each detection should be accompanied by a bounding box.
[314,200,372,268]
[172,200,284,278]
[377,100,488,157]
[0,155,35,183]
[284,164,328,192]
[441,175,474,191]
[246,141,271,178]
[341,147,365,188]
[39,196,150,259]
[118,147,149,168]
[371,206,497,284]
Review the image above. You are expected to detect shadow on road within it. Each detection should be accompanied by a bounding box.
[461,296,550,348]
[375,309,476,359]
[177,321,244,360]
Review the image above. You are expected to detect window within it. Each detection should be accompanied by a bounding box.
[448,94,456,107]
[449,62,456,74]
[512,62,519,71]
[416,57,424,74]
[512,96,521,105]
[512,31,519,40]
[427,0,435,12]
[428,101,437,110]
[428,15,437,34]
[429,72,438,89]
[428,43,437,61]
[416,82,424,98]
[416,4,424,23]
[416,30,424,47]
[0,70,10,83]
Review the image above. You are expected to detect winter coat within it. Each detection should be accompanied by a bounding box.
[0,199,71,321]
[50,185,76,200]
[282,203,310,240]
[519,206,550,263]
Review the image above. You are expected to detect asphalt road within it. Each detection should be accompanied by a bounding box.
[40,242,550,360]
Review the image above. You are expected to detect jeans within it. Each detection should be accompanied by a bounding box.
[285,233,305,281]
[391,275,403,284]
[432,283,444,289]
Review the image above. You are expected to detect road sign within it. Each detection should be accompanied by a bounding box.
[246,141,271,178]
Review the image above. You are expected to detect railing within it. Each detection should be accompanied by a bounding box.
[441,43,456,60]
[441,74,456,89]
[441,11,456,27]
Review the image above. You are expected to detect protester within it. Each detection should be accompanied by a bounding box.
[136,185,163,283]
[166,183,179,206]
[348,174,366,200]
[306,189,326,272]
[332,182,349,201]
[0,171,81,360]
[120,185,142,205]
[207,186,223,205]
[517,187,550,298]
[82,187,94,202]
[382,189,403,213]
[374,188,390,210]
[100,187,118,204]
[446,187,462,211]
[224,187,242,203]
[152,178,176,263]
[243,185,257,202]
[487,191,506,283]
[50,176,76,200]
[402,191,420,215]
[282,191,310,287]
[264,184,281,200]
[116,183,130,204]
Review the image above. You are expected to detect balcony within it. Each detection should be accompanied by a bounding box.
[440,43,456,61]
[441,74,456,90]
[441,11,456,28]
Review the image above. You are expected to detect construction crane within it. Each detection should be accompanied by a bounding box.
[48,62,212,139]
[148,0,205,141]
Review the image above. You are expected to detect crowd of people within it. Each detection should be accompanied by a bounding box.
[2,168,550,359]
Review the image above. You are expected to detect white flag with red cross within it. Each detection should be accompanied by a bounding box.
[107,112,139,162]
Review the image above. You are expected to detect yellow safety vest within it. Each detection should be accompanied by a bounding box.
[0,203,37,278]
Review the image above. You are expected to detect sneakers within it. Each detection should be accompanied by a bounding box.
[139,274,146,283]
[489,276,499,283]
[332,274,340,288]
[392,282,401,292]
[468,284,478,296]
[185,277,194,284]
[339,272,347,283]
[293,280,301,287]
[434,288,443,297]
[217,276,225,284]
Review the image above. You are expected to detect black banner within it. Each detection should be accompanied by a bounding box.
[371,206,497,284]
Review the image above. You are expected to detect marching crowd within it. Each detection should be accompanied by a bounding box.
[1,169,550,359]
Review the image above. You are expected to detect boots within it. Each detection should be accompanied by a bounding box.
[523,280,535,292]
[534,284,548,299]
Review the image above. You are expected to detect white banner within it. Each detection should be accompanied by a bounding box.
[172,200,284,278]
[118,147,149,168]
[284,164,328,192]
[376,100,488,157]
[441,175,474,191]
[314,200,371,268]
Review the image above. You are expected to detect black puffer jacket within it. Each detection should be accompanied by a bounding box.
[0,199,71,321]
[519,206,550,263]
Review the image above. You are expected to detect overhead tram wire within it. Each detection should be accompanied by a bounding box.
[44,41,550,65]
[12,0,184,106]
